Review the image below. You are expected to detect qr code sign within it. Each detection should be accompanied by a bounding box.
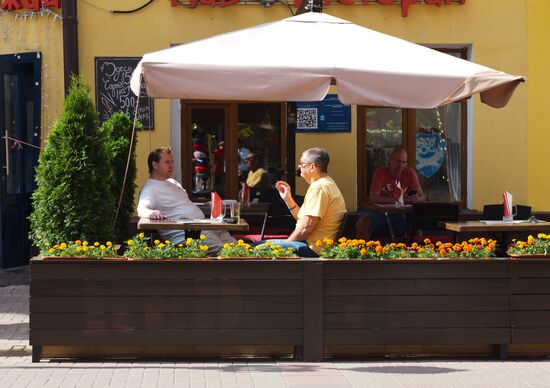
[297,108,318,130]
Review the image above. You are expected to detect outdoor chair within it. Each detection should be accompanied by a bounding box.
[482,204,532,220]
[409,202,459,243]
[235,196,304,243]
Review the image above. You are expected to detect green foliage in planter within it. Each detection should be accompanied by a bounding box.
[102,112,141,242]
[29,76,115,246]
[43,240,118,258]
[123,233,209,259]
[218,240,296,259]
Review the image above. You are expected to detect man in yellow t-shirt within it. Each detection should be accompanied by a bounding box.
[271,147,346,257]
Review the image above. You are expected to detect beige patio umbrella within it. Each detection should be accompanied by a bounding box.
[130,12,524,109]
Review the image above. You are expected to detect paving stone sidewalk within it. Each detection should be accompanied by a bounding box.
[2,282,550,387]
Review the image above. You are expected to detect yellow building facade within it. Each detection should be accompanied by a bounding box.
[1,0,547,213]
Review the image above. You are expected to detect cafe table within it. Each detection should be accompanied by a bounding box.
[439,220,550,253]
[138,217,250,232]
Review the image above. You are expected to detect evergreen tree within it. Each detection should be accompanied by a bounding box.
[29,76,115,246]
[102,112,141,242]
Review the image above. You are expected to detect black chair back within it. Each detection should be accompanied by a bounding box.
[336,212,348,240]
[411,202,459,237]
[259,196,304,240]
[482,204,531,220]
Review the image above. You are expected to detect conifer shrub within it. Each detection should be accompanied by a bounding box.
[29,76,115,247]
[102,112,141,242]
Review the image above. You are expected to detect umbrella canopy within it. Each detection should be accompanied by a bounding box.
[131,12,524,109]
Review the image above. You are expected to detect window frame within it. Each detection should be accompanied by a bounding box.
[180,101,291,201]
[356,48,468,209]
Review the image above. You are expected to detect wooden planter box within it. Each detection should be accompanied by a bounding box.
[29,258,550,361]
[30,259,306,361]
[321,259,510,359]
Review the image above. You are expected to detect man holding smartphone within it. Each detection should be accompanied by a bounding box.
[357,147,424,239]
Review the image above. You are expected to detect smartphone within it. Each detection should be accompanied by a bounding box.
[408,190,418,197]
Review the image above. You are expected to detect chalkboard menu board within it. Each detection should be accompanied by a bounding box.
[95,57,154,129]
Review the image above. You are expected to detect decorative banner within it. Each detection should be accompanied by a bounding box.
[416,132,445,178]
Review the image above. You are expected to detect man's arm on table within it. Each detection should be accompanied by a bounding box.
[137,201,166,220]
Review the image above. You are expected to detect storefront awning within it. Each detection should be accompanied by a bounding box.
[131,12,524,109]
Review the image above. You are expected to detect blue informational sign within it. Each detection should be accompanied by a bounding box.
[296,94,351,132]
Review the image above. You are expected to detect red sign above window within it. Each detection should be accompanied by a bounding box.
[0,0,60,11]
[170,0,466,17]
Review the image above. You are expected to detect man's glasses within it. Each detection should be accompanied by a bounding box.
[297,162,313,169]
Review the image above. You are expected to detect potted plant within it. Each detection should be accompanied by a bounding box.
[218,240,297,260]
[29,76,115,247]
[316,237,497,260]
[102,112,141,242]
[507,233,550,258]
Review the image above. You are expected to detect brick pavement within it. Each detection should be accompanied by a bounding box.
[2,284,550,388]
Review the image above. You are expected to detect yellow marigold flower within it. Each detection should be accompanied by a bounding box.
[200,234,206,240]
[75,240,81,246]
[106,241,113,247]
[158,243,165,248]
[423,238,431,244]
[238,239,244,245]
[538,233,546,239]
[144,247,149,251]
[338,237,347,243]
[186,238,193,245]
[178,243,183,247]
[48,248,55,254]
[339,243,346,249]
[390,243,396,248]
[273,250,279,255]
[315,240,323,247]
[223,243,231,249]
[200,245,208,251]
[154,239,160,245]
[94,242,99,247]
[76,246,82,252]
[83,241,88,246]
[382,247,389,253]
[165,240,170,244]
[127,240,134,245]
[360,248,367,256]
[138,233,145,239]
[485,246,492,253]
[418,247,424,253]
[100,245,105,250]
[44,242,50,247]
[375,245,383,253]
[82,246,88,252]
[435,241,442,247]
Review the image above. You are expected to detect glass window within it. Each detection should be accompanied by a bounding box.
[358,48,468,208]
[415,104,462,201]
[365,107,403,190]
[4,74,22,194]
[237,103,280,202]
[190,107,226,197]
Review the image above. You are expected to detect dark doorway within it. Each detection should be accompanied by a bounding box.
[0,52,41,269]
